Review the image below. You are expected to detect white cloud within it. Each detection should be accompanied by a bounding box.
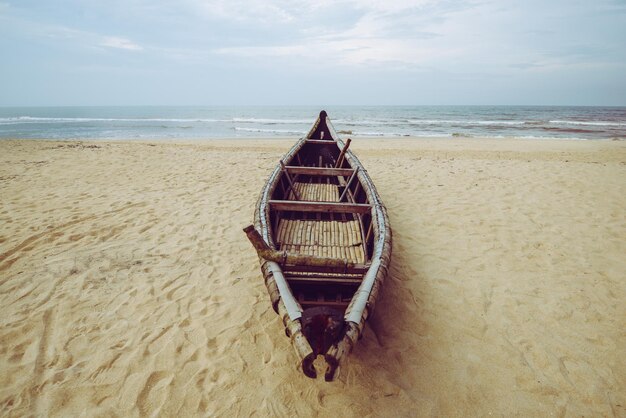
[99,36,143,51]
[0,3,144,52]
[184,0,300,23]
[209,0,623,73]
[3,0,624,84]
[214,37,448,68]
[182,0,441,26]
[210,0,466,67]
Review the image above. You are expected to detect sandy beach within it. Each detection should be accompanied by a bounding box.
[0,137,624,417]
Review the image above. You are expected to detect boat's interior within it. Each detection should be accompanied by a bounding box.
[268,125,375,312]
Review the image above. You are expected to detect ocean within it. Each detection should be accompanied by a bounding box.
[0,106,624,140]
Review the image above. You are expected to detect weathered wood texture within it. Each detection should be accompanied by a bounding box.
[244,225,360,270]
[339,167,359,202]
[339,133,392,326]
[269,200,372,214]
[283,166,354,176]
[282,263,370,275]
[280,161,302,201]
[247,112,392,381]
[335,137,352,168]
[304,139,335,144]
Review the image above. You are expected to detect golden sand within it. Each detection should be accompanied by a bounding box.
[1,138,625,416]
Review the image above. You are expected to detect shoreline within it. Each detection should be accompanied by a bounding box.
[1,134,624,143]
[1,105,624,142]
[1,138,625,416]
[2,136,625,161]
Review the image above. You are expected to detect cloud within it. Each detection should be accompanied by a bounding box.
[0,7,144,53]
[214,37,446,68]
[2,0,625,99]
[99,36,143,51]
[183,0,302,23]
[201,0,625,76]
[210,0,465,67]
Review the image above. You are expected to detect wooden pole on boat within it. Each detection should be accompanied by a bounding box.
[365,221,373,243]
[280,161,301,201]
[339,167,359,202]
[244,225,357,269]
[335,138,352,168]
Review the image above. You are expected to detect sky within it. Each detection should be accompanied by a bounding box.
[0,0,625,106]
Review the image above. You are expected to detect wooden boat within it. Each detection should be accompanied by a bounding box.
[243,110,392,381]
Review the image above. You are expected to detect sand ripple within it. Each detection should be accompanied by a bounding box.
[0,138,625,417]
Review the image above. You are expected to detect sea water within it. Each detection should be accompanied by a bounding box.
[0,106,624,140]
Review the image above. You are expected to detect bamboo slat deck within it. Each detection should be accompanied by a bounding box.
[276,219,365,264]
[288,182,340,202]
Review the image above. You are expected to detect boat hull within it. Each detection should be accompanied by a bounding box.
[245,112,392,380]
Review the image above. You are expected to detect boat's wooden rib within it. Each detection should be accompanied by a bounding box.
[285,276,362,286]
[244,110,392,381]
[335,138,352,168]
[282,166,354,176]
[300,300,349,309]
[282,263,370,275]
[304,139,333,144]
[269,200,372,214]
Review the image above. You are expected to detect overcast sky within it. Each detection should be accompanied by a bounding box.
[1,0,625,106]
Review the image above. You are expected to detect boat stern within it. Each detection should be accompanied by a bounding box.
[299,307,347,381]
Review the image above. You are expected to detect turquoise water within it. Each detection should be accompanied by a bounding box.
[0,106,624,140]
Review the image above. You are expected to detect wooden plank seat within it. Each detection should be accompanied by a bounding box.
[299,300,350,308]
[285,276,362,286]
[282,264,370,275]
[304,139,336,144]
[283,166,354,176]
[269,200,371,214]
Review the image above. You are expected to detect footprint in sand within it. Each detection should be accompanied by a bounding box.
[136,371,173,416]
